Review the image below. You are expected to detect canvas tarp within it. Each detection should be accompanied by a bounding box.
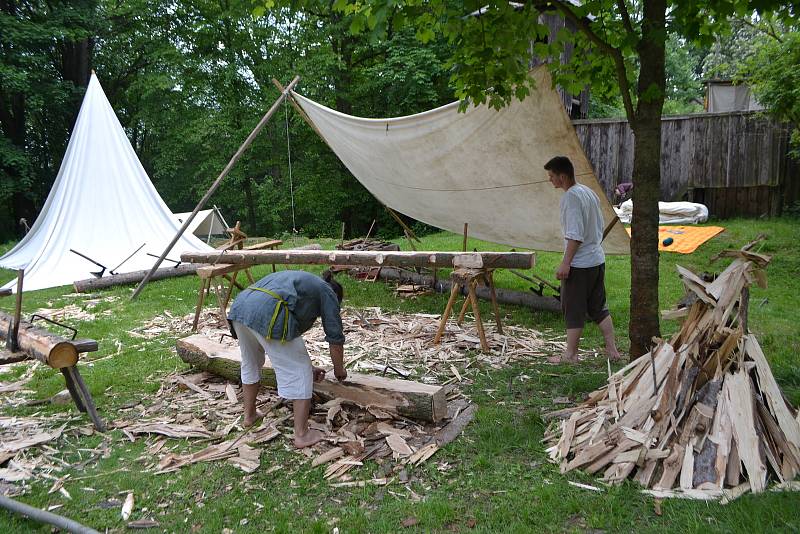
[0,73,212,292]
[291,67,629,254]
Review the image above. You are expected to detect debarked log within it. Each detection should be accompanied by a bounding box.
[376,267,561,313]
[176,335,447,422]
[73,263,199,293]
[180,250,535,270]
[0,311,78,368]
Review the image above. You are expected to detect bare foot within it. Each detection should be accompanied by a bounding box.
[607,351,622,362]
[243,409,265,428]
[294,428,325,449]
[547,353,579,364]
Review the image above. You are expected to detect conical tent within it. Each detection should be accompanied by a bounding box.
[0,73,212,292]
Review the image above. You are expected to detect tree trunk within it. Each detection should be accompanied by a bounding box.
[628,0,667,358]
[176,335,448,422]
[242,175,258,233]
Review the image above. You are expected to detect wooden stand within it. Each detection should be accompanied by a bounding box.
[433,267,503,352]
[192,227,282,331]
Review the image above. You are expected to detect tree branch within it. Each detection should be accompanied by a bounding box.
[547,0,636,123]
[616,0,638,40]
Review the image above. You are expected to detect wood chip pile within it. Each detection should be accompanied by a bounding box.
[111,371,476,486]
[133,306,564,386]
[545,242,800,501]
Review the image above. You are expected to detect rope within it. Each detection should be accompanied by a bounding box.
[284,99,297,233]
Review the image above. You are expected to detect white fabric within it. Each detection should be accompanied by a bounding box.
[0,73,212,292]
[707,83,762,113]
[614,200,709,225]
[291,67,629,255]
[173,209,227,239]
[560,184,606,268]
[232,321,312,399]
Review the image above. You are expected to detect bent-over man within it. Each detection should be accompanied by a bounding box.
[227,269,347,448]
[544,156,621,364]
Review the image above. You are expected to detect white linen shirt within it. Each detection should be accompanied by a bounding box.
[559,183,606,268]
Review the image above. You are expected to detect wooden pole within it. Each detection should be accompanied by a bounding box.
[0,494,101,534]
[385,206,421,243]
[74,264,199,293]
[180,249,535,270]
[11,270,23,349]
[130,76,301,301]
[462,223,468,252]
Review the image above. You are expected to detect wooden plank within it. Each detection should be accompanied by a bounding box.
[176,335,448,422]
[181,250,536,270]
[725,368,767,492]
[196,263,254,279]
[746,335,800,474]
[242,239,283,250]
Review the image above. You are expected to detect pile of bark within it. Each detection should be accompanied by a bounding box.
[336,238,400,251]
[545,239,800,501]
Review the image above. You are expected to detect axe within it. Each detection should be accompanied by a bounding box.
[69,249,107,278]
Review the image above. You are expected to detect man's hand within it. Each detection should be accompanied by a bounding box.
[312,366,326,382]
[329,344,346,382]
[556,261,571,281]
[334,366,348,382]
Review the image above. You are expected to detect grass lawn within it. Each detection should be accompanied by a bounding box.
[1,217,799,533]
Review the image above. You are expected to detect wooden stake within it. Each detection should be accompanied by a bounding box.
[11,270,23,349]
[385,206,421,242]
[462,223,468,252]
[131,76,301,301]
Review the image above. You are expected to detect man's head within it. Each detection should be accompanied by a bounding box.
[544,156,575,191]
[321,269,344,303]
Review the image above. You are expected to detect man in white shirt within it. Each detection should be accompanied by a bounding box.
[544,156,621,364]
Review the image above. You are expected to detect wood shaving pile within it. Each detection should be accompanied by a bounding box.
[545,242,800,502]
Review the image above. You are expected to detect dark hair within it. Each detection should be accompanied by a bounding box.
[321,269,344,303]
[544,156,575,181]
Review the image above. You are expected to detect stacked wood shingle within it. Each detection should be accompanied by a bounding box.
[545,239,800,500]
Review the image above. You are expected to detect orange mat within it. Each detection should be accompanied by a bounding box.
[625,225,725,254]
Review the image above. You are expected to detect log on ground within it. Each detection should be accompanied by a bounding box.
[376,267,561,313]
[73,263,199,293]
[0,311,78,368]
[180,249,535,270]
[176,335,447,422]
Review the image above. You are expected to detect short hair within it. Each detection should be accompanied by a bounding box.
[321,269,344,303]
[544,156,575,181]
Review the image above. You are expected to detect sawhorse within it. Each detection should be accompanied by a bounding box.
[433,267,503,352]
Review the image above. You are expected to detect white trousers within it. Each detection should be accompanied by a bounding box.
[231,321,313,400]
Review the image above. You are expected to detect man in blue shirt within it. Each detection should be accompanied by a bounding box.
[228,269,347,448]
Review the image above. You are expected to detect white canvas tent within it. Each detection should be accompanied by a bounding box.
[173,208,229,243]
[0,73,212,292]
[291,66,629,254]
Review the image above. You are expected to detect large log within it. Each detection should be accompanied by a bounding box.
[73,263,199,292]
[0,311,78,368]
[375,267,561,313]
[180,249,535,270]
[176,335,447,422]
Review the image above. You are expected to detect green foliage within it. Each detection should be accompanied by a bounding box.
[743,30,800,157]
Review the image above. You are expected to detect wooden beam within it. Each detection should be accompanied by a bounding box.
[180,250,535,270]
[176,335,448,422]
[74,263,199,292]
[0,311,78,368]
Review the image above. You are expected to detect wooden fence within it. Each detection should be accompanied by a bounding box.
[573,112,799,218]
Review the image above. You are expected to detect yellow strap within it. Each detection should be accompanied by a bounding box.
[247,286,289,342]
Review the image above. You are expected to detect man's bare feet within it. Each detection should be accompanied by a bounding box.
[243,409,265,428]
[547,353,579,364]
[607,351,622,362]
[293,428,324,448]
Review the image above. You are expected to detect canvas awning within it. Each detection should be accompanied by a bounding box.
[291,66,629,255]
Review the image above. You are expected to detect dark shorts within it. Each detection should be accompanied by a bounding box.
[561,263,610,329]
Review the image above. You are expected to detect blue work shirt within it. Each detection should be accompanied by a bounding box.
[228,270,345,345]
